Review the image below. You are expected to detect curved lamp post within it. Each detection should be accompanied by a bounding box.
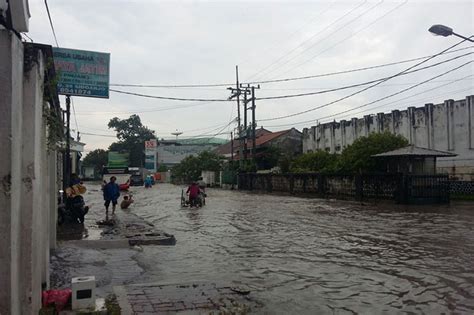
[429,24,474,42]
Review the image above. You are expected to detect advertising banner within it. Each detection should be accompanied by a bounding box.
[107,152,129,168]
[53,47,110,98]
[144,139,157,172]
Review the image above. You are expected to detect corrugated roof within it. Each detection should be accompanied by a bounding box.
[372,145,457,157]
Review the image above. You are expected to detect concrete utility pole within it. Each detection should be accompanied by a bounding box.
[250,85,260,163]
[240,84,259,168]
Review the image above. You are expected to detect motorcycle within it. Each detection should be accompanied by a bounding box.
[181,189,206,208]
[57,189,90,225]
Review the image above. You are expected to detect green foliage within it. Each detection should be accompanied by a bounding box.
[290,150,339,173]
[157,164,169,172]
[42,102,64,151]
[338,132,408,173]
[83,149,109,175]
[172,151,224,183]
[108,115,155,167]
[255,146,281,170]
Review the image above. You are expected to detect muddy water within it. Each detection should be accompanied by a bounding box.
[94,184,474,313]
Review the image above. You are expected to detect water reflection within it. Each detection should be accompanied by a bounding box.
[100,184,474,313]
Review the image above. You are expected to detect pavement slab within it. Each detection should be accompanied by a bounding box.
[114,282,261,314]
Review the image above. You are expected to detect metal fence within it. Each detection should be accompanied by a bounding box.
[238,173,450,204]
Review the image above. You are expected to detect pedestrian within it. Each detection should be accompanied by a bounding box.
[120,195,134,209]
[103,176,120,219]
[144,175,153,188]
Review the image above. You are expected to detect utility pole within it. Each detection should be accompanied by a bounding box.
[243,91,248,161]
[230,131,234,163]
[64,95,71,191]
[250,85,260,163]
[235,66,241,167]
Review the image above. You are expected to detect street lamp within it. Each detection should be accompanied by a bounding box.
[429,24,474,42]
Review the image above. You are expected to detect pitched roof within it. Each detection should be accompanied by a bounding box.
[372,145,457,158]
[215,128,296,156]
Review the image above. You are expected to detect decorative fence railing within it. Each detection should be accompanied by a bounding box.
[238,173,450,204]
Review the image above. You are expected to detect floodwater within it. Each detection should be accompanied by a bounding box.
[93,183,474,314]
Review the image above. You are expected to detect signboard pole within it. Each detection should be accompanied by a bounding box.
[64,95,71,190]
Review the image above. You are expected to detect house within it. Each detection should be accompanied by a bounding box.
[216,128,303,165]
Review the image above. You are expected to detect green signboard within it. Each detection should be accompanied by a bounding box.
[108,152,129,167]
[52,47,110,98]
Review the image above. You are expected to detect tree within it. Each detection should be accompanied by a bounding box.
[171,151,224,183]
[82,149,108,176]
[290,150,339,173]
[255,146,281,170]
[108,115,155,167]
[338,132,408,173]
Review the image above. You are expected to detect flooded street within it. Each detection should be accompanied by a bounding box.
[86,183,474,314]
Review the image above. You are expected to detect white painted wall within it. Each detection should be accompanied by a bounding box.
[1,30,58,314]
[303,96,474,177]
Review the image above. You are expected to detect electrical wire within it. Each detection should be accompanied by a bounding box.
[44,0,59,47]
[107,52,472,105]
[245,0,368,82]
[257,52,473,100]
[109,89,231,102]
[264,68,473,129]
[238,1,335,67]
[270,0,408,79]
[253,0,385,81]
[259,38,474,122]
[72,97,80,137]
[109,46,473,89]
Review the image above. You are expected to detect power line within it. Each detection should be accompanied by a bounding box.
[316,74,474,123]
[75,100,221,116]
[270,0,408,79]
[259,38,473,122]
[245,0,368,82]
[107,51,471,106]
[264,67,473,129]
[44,0,59,47]
[109,88,231,102]
[238,1,336,67]
[264,85,474,129]
[72,97,79,136]
[110,83,233,88]
[324,86,473,124]
[253,0,385,81]
[108,46,472,89]
[257,52,472,100]
[249,46,473,85]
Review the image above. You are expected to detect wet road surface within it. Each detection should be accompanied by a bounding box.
[86,183,474,314]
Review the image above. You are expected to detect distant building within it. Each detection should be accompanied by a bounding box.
[156,137,225,168]
[302,96,474,178]
[216,127,303,162]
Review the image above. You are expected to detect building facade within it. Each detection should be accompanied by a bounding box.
[302,96,474,177]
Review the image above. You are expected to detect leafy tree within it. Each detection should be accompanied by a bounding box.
[255,146,281,170]
[82,149,108,176]
[290,150,339,173]
[338,132,408,173]
[107,115,155,167]
[172,151,224,183]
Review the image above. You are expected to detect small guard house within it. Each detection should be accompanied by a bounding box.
[372,145,457,175]
[372,146,457,204]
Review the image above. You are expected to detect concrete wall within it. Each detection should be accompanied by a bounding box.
[0,29,24,315]
[0,30,58,314]
[303,96,474,177]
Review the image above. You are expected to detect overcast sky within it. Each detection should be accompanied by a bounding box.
[28,0,473,153]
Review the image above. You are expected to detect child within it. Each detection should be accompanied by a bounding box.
[120,195,134,209]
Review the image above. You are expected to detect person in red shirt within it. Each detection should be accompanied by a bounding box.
[186,182,200,207]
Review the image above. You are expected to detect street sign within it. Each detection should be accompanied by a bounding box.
[52,47,110,98]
